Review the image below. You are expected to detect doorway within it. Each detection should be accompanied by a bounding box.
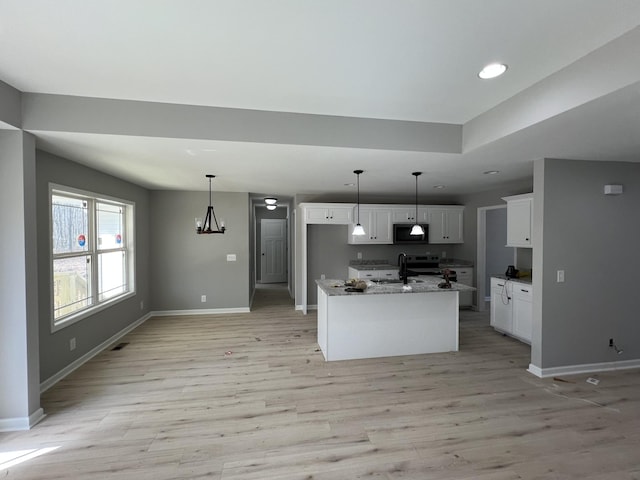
[476,205,515,311]
[259,218,287,284]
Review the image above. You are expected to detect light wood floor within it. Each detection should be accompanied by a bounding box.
[2,287,639,479]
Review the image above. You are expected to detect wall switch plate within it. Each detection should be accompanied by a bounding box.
[557,270,565,282]
[201,295,206,302]
[357,252,362,259]
[227,254,237,262]
[70,337,76,351]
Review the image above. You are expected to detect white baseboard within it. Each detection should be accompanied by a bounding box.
[40,312,153,393]
[0,408,46,432]
[295,304,318,312]
[150,307,250,317]
[528,358,640,378]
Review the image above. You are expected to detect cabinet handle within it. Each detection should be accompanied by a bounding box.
[497,283,504,287]
[520,289,529,293]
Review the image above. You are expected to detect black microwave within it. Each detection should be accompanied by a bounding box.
[393,224,429,244]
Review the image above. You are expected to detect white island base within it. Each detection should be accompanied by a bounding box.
[317,285,459,361]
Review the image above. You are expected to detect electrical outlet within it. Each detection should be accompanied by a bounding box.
[70,337,76,351]
[357,252,362,259]
[201,295,206,302]
[557,270,565,283]
[321,274,326,280]
[140,300,144,310]
[609,338,614,347]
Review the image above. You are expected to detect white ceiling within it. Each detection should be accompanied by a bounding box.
[1,0,640,199]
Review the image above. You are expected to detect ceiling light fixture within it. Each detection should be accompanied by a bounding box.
[264,197,277,205]
[433,184,445,189]
[483,170,500,175]
[410,172,425,236]
[478,63,508,79]
[195,174,226,234]
[352,170,366,236]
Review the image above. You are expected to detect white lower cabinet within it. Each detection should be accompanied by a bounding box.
[347,267,398,281]
[490,277,532,344]
[455,268,473,308]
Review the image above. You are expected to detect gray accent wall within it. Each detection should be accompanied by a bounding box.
[0,131,40,426]
[485,207,512,297]
[149,190,250,311]
[535,158,640,369]
[36,151,151,383]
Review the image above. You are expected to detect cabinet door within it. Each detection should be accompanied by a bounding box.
[490,280,512,333]
[506,197,532,247]
[305,207,331,224]
[329,207,353,224]
[428,207,464,244]
[512,285,533,343]
[349,209,392,244]
[391,207,416,223]
[456,268,473,307]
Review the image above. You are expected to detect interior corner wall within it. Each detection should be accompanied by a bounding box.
[538,158,640,369]
[0,79,21,128]
[36,151,151,383]
[149,190,250,311]
[0,130,40,428]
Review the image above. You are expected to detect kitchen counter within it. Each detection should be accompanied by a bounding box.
[439,258,473,267]
[317,277,475,296]
[491,274,532,285]
[316,277,471,361]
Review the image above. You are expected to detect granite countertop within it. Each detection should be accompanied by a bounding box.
[348,264,397,271]
[317,277,476,296]
[491,274,532,285]
[439,258,474,267]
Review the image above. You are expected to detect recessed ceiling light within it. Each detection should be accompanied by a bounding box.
[483,170,500,175]
[433,185,445,189]
[478,63,508,79]
[344,182,356,187]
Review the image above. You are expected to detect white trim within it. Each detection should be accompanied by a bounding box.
[40,312,152,393]
[296,304,317,311]
[528,359,640,378]
[150,307,250,317]
[0,408,46,432]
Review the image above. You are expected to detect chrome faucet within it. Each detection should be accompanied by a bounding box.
[398,252,408,285]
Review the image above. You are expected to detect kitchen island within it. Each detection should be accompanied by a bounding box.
[316,277,475,361]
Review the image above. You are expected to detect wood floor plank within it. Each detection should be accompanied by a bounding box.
[2,286,639,479]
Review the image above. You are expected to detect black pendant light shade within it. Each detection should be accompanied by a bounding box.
[195,174,226,234]
[410,172,425,235]
[352,170,366,236]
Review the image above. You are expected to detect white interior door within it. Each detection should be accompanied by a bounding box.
[260,219,287,283]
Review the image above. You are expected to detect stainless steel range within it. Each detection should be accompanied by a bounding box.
[400,254,458,280]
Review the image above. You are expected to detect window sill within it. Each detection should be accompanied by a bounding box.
[51,291,136,333]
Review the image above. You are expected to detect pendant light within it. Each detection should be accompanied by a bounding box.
[352,169,366,236]
[410,172,425,235]
[195,174,226,234]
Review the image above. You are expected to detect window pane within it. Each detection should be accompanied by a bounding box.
[52,195,89,254]
[53,256,92,320]
[98,251,126,301]
[97,203,123,250]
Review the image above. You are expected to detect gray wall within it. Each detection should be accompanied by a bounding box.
[536,158,640,369]
[0,131,40,425]
[149,190,250,310]
[36,151,151,383]
[0,79,21,128]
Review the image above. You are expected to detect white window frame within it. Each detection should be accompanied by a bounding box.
[49,183,136,332]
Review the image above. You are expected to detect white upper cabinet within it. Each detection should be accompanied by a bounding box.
[390,206,429,224]
[304,204,354,224]
[349,207,392,244]
[503,193,533,248]
[428,206,464,244]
